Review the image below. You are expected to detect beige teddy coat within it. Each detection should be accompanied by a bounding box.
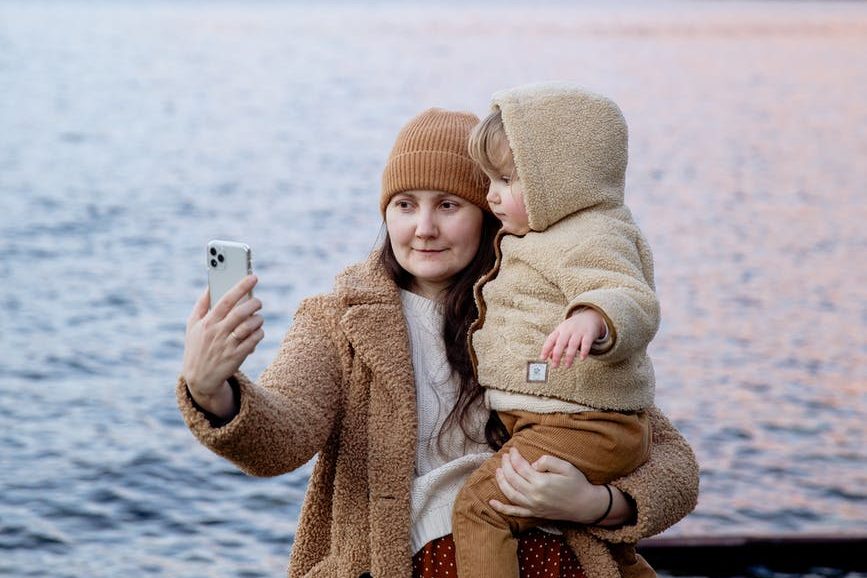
[177,254,699,578]
[472,83,659,411]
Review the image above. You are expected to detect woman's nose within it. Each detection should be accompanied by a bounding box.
[415,209,437,237]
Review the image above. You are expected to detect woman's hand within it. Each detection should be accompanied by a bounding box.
[182,275,264,417]
[490,447,632,526]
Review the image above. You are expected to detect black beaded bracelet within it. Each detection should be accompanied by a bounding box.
[587,484,613,526]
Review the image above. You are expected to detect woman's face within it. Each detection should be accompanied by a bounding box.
[385,190,484,300]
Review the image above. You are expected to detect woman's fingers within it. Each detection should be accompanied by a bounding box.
[493,460,530,509]
[210,275,258,321]
[224,297,263,331]
[188,287,211,327]
[235,327,265,357]
[532,454,574,475]
[501,450,536,493]
[508,447,539,480]
[489,497,534,518]
[493,448,540,508]
[183,277,261,397]
[228,313,265,343]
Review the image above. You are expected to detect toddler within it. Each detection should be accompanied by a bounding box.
[452,83,659,577]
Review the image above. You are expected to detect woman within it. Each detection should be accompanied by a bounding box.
[178,108,699,578]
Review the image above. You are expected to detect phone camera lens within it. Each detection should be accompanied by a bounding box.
[217,254,224,263]
[210,259,218,267]
[210,247,217,256]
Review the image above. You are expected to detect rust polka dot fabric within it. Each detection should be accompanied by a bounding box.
[412,529,586,577]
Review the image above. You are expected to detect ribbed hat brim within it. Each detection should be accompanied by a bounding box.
[381,151,488,214]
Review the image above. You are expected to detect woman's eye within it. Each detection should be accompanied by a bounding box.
[396,200,412,209]
[501,176,511,184]
[441,201,457,209]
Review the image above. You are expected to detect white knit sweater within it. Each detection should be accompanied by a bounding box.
[401,290,493,553]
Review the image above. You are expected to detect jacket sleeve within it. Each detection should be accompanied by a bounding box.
[176,294,346,477]
[586,406,699,543]
[556,223,659,364]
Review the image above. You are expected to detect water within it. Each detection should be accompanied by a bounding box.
[1,1,865,576]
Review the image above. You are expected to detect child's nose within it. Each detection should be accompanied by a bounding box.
[486,186,499,204]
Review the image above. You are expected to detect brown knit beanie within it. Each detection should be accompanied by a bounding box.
[380,108,490,215]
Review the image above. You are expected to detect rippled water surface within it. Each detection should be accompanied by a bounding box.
[1,1,865,576]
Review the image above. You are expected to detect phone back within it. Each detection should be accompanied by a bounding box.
[207,240,252,309]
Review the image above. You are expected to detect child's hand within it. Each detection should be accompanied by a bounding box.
[540,308,607,369]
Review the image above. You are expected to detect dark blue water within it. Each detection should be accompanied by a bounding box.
[1,1,865,576]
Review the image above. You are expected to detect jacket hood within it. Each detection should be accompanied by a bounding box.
[491,82,628,232]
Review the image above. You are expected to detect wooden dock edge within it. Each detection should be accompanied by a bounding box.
[636,534,867,574]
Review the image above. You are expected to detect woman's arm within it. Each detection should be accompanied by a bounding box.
[491,406,699,540]
[177,293,346,478]
[591,407,699,542]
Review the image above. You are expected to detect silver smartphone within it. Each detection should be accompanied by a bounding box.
[207,240,253,309]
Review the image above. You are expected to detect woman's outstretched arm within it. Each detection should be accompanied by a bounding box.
[178,286,346,478]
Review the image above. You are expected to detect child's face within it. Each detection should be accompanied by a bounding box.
[484,145,530,236]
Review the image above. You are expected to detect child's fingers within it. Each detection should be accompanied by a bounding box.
[579,333,594,360]
[540,330,559,360]
[551,331,572,368]
[561,333,582,368]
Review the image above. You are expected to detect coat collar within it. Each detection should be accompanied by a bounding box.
[334,252,398,307]
[335,253,418,573]
[333,250,417,416]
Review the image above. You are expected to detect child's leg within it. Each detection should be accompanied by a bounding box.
[452,410,651,578]
[452,440,539,578]
[498,410,652,484]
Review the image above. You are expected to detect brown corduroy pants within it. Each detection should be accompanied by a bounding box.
[452,409,652,578]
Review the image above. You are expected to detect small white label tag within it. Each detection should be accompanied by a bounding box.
[526,361,549,383]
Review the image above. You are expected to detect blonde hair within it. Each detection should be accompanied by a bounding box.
[468,109,513,176]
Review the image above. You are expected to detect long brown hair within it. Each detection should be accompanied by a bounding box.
[379,211,502,447]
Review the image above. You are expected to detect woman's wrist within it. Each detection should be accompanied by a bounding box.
[187,378,238,423]
[574,483,634,527]
[586,484,614,526]
[595,485,635,527]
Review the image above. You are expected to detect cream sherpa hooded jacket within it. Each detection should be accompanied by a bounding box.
[471,83,658,411]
